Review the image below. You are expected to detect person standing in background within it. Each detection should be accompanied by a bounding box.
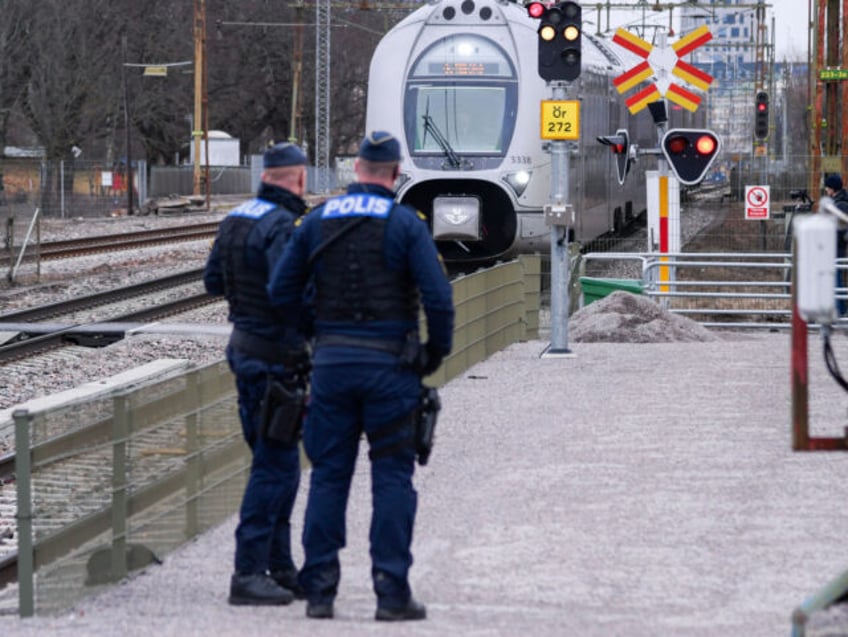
[824,174,848,315]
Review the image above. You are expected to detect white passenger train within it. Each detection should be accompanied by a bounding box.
[366,0,702,263]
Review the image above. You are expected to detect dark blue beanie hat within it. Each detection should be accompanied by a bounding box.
[263,142,307,168]
[358,131,401,162]
[825,174,843,191]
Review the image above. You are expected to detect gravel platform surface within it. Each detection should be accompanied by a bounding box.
[3,330,848,636]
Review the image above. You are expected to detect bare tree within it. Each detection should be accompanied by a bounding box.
[22,0,123,212]
[123,0,195,165]
[0,0,35,202]
[207,0,297,155]
[5,0,417,205]
[327,7,398,158]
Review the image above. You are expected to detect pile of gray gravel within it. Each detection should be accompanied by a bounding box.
[569,290,718,343]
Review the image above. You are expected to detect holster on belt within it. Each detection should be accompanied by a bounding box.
[415,386,441,466]
[260,374,307,446]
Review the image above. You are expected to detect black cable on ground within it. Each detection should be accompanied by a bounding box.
[823,329,848,393]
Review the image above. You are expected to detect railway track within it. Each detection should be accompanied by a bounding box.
[0,269,205,324]
[0,221,234,601]
[1,222,219,263]
[0,269,214,363]
[0,293,215,363]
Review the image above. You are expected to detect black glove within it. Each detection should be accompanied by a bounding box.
[414,342,444,376]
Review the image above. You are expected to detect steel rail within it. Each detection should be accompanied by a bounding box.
[0,268,205,323]
[1,223,219,263]
[0,292,217,364]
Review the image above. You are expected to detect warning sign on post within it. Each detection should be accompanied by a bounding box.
[745,185,770,220]
[540,100,580,140]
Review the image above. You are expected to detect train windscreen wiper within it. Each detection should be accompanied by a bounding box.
[422,112,462,169]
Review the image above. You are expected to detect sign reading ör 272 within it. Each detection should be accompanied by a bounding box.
[540,100,580,141]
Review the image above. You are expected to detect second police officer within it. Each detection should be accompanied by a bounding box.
[203,142,310,606]
[267,131,455,621]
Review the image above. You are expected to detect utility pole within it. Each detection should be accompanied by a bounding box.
[192,0,208,203]
[810,0,848,194]
[290,5,305,144]
[315,0,331,193]
[121,33,134,217]
[528,1,582,356]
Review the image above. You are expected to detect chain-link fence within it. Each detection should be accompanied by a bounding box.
[0,151,832,230]
[0,158,256,220]
[0,155,358,223]
[2,158,143,220]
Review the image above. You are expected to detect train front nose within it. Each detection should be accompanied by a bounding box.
[401,178,517,262]
[432,196,481,241]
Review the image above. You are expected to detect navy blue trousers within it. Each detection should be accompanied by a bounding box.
[227,347,301,575]
[298,359,420,609]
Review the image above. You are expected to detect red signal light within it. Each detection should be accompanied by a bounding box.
[527,1,545,18]
[661,128,721,185]
[755,91,769,139]
[695,135,717,155]
[665,136,688,154]
[596,130,630,185]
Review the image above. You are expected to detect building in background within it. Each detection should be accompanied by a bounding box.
[680,1,766,155]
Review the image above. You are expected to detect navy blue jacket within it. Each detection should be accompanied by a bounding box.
[267,183,454,365]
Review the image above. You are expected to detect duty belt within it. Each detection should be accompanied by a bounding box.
[229,328,289,364]
[313,333,405,356]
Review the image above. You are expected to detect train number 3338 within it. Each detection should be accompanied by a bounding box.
[540,100,580,141]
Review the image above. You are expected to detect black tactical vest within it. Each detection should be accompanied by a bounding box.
[219,213,281,324]
[315,213,418,322]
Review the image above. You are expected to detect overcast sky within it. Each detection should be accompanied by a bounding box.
[770,0,810,60]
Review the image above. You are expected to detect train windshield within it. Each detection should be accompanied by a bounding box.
[404,35,517,158]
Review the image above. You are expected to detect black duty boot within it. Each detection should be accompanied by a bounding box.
[228,573,294,606]
[306,601,334,619]
[375,598,427,621]
[271,569,306,600]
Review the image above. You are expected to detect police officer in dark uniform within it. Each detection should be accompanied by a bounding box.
[203,142,310,606]
[825,174,848,315]
[267,131,454,621]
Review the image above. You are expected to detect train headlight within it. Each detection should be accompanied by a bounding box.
[504,170,532,197]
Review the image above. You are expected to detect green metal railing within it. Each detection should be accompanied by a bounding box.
[11,359,246,616]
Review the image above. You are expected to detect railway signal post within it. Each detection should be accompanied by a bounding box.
[609,26,717,296]
[661,129,721,186]
[596,129,632,186]
[529,0,582,356]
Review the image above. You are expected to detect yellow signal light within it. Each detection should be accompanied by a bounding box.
[563,25,580,41]
[540,25,556,41]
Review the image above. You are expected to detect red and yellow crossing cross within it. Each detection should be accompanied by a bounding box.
[611,25,714,115]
